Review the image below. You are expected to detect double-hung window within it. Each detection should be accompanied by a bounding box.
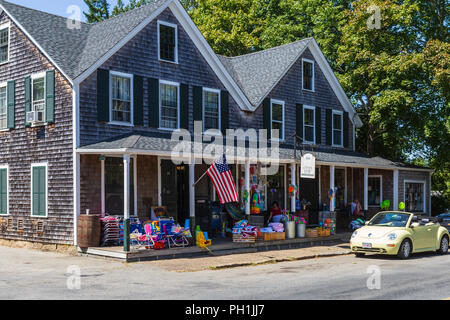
[368,175,382,206]
[110,72,133,124]
[32,74,46,123]
[404,181,426,213]
[0,166,8,215]
[332,110,343,147]
[271,99,285,141]
[0,24,9,64]
[158,21,178,63]
[31,164,47,217]
[159,80,179,130]
[0,83,7,129]
[303,106,315,144]
[302,58,314,91]
[203,88,220,132]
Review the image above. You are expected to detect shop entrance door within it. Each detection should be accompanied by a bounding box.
[299,168,320,223]
[161,160,178,220]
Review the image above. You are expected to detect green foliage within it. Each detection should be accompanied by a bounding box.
[83,0,110,23]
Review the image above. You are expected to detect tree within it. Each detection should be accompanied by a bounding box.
[84,0,110,23]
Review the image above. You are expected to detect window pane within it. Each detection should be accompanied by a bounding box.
[204,90,219,130]
[305,126,314,142]
[303,61,313,90]
[161,83,178,129]
[333,113,342,130]
[33,78,45,102]
[304,108,314,126]
[0,28,8,63]
[112,76,131,123]
[405,183,424,212]
[333,129,342,145]
[0,87,6,129]
[368,177,381,205]
[272,103,282,121]
[160,24,175,62]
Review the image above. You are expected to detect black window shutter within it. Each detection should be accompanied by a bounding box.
[221,90,229,135]
[180,84,189,130]
[6,80,14,129]
[148,78,159,128]
[45,70,55,124]
[326,108,332,146]
[343,111,349,148]
[296,104,303,142]
[316,107,321,145]
[97,69,110,122]
[263,98,271,140]
[24,76,31,127]
[193,86,203,122]
[133,75,144,126]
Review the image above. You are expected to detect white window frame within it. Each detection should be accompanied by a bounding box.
[332,110,344,147]
[109,70,134,127]
[302,58,315,92]
[31,162,48,218]
[202,87,221,133]
[368,175,383,207]
[303,105,316,144]
[404,180,426,213]
[0,164,9,216]
[31,72,47,126]
[159,79,180,131]
[0,23,10,65]
[157,20,178,64]
[0,81,8,131]
[270,99,285,141]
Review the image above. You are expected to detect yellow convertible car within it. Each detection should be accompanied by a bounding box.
[350,211,449,259]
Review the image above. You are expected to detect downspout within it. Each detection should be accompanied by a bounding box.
[72,81,80,246]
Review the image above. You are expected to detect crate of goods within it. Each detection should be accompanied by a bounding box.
[318,228,330,237]
[233,234,256,243]
[248,215,265,228]
[306,228,318,238]
[262,232,285,241]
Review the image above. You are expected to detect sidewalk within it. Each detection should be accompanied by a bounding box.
[146,244,351,272]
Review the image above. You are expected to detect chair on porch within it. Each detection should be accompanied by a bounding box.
[162,223,189,248]
[137,223,164,249]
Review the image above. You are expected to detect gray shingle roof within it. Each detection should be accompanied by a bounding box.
[218,39,311,107]
[0,0,168,80]
[78,133,432,171]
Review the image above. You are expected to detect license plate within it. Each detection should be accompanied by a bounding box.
[362,243,372,249]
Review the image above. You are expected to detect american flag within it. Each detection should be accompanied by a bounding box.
[207,154,239,204]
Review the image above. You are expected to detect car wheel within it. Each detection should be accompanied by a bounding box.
[355,253,365,258]
[437,235,449,255]
[397,239,412,259]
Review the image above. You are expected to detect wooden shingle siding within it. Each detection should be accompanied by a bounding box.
[0,13,74,245]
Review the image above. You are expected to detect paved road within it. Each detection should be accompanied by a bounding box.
[0,246,449,300]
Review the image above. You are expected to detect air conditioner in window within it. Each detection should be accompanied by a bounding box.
[26,111,44,123]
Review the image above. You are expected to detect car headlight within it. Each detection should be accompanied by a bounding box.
[387,233,397,241]
[352,231,358,238]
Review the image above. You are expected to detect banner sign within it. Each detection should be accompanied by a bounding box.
[301,153,316,179]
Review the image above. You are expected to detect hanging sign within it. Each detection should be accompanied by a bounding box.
[301,153,316,179]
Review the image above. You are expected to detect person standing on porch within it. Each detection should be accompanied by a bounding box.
[269,201,283,223]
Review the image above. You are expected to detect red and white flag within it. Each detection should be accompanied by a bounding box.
[206,154,239,204]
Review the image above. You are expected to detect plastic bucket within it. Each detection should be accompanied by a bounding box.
[285,221,296,239]
[296,224,306,238]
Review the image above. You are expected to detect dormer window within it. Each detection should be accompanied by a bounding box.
[302,58,314,91]
[158,21,178,63]
[0,24,9,64]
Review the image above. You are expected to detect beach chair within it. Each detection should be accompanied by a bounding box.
[137,223,163,249]
[163,223,189,248]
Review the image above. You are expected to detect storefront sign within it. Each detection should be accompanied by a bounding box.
[301,153,316,179]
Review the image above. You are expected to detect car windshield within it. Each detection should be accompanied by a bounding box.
[368,212,411,227]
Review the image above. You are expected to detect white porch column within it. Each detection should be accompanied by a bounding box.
[330,165,335,212]
[291,163,296,213]
[245,161,250,216]
[123,154,131,220]
[393,169,399,211]
[101,158,105,216]
[364,168,369,211]
[189,162,195,219]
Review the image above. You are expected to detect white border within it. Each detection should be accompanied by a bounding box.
[157,20,178,64]
[0,22,11,65]
[31,162,48,218]
[303,105,315,144]
[109,70,134,127]
[302,58,315,92]
[270,99,285,142]
[159,79,180,131]
[0,165,9,216]
[202,87,221,132]
[332,110,343,147]
[404,179,426,213]
[368,174,383,207]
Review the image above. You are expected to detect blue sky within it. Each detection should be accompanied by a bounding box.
[8,0,120,22]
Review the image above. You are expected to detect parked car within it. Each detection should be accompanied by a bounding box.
[437,212,450,231]
[350,211,449,259]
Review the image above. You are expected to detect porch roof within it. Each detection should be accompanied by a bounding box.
[77,133,433,172]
